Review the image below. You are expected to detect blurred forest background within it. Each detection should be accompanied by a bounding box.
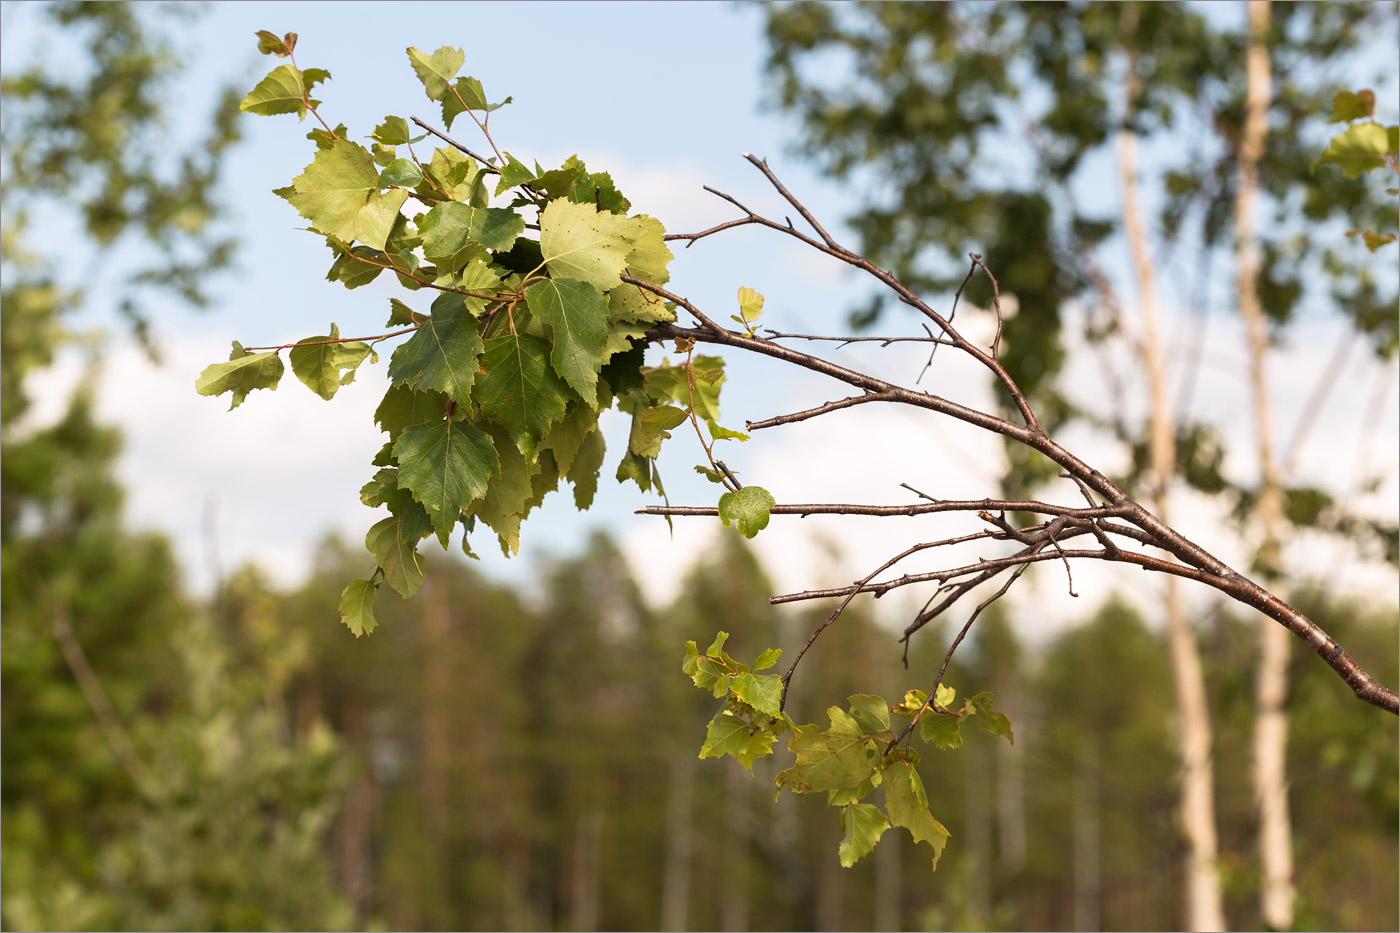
[2,2,1396,931]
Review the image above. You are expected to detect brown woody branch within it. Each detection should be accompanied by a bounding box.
[641,157,1398,717]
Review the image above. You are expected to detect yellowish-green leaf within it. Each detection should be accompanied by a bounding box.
[279,140,410,249]
[838,803,890,867]
[338,579,378,637]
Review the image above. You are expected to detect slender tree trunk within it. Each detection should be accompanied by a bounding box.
[722,762,752,931]
[570,805,604,932]
[1119,14,1227,927]
[875,825,902,932]
[661,753,693,932]
[965,740,992,928]
[421,579,451,823]
[1072,740,1101,932]
[1235,4,1295,927]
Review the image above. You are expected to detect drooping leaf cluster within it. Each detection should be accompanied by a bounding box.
[683,631,1013,871]
[200,37,771,634]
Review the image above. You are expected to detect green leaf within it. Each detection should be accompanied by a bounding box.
[378,158,423,189]
[838,803,890,867]
[470,424,540,557]
[1313,122,1392,178]
[425,146,482,201]
[239,64,326,121]
[776,708,880,793]
[1328,89,1375,123]
[846,694,891,737]
[683,640,725,692]
[752,647,782,671]
[967,692,1015,744]
[374,384,452,439]
[699,711,778,772]
[387,294,484,407]
[386,298,420,327]
[644,358,724,422]
[567,425,605,508]
[365,516,425,598]
[883,759,950,870]
[279,140,410,250]
[338,579,379,637]
[441,75,512,130]
[732,671,783,718]
[477,333,569,458]
[371,115,425,145]
[541,403,600,476]
[695,465,725,484]
[707,420,749,442]
[289,324,374,400]
[494,153,539,195]
[525,278,610,406]
[394,420,500,546]
[406,46,463,101]
[920,711,964,750]
[828,772,881,806]
[196,341,284,410]
[628,405,687,457]
[736,285,765,325]
[539,198,645,291]
[419,202,523,271]
[359,468,435,544]
[718,485,775,538]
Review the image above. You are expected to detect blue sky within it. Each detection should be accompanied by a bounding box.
[5,1,1396,635]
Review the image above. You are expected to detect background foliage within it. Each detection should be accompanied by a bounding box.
[2,2,1396,931]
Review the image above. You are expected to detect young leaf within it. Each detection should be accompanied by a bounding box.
[838,803,890,868]
[469,424,541,557]
[441,75,512,130]
[736,285,765,325]
[525,278,610,407]
[718,485,775,538]
[707,420,749,442]
[338,579,379,637]
[1328,89,1376,123]
[732,671,783,718]
[393,420,500,545]
[371,115,424,145]
[279,140,410,250]
[699,710,778,772]
[882,759,950,869]
[365,516,425,598]
[752,647,782,671]
[254,29,294,57]
[494,153,539,195]
[240,64,327,121]
[891,688,929,717]
[386,295,485,407]
[196,341,284,410]
[406,46,464,101]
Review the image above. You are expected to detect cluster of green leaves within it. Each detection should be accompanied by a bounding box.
[1313,88,1400,251]
[199,36,774,634]
[684,632,1013,871]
